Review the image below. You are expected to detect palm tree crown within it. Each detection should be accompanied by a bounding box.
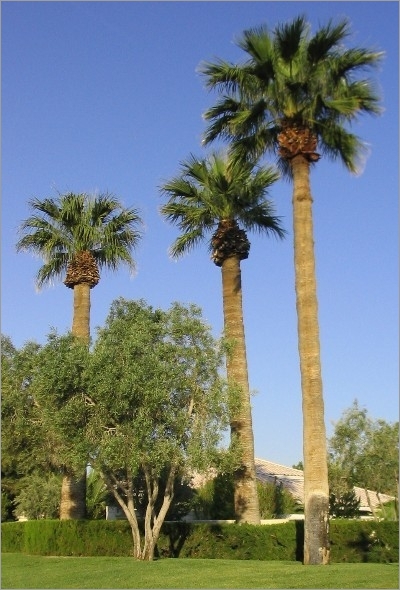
[17,192,143,289]
[160,152,285,262]
[200,15,383,174]
[161,151,284,524]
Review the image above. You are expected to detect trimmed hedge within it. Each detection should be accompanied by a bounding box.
[157,522,302,561]
[329,520,399,563]
[2,519,398,563]
[1,520,133,556]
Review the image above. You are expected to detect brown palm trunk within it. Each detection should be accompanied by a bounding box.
[221,255,260,524]
[72,283,91,341]
[291,154,330,564]
[60,282,91,520]
[59,469,87,520]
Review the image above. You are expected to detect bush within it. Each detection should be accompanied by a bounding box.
[329,489,361,518]
[2,519,398,563]
[190,474,301,520]
[13,473,61,520]
[257,481,301,518]
[191,474,234,520]
[1,520,133,556]
[1,521,26,552]
[330,520,399,563]
[158,521,300,560]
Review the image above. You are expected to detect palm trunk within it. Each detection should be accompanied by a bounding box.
[59,469,87,520]
[60,282,91,519]
[72,283,91,341]
[221,255,260,524]
[291,154,330,564]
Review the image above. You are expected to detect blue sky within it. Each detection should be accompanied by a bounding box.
[2,1,398,467]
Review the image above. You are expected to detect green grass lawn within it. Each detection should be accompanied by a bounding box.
[2,553,398,589]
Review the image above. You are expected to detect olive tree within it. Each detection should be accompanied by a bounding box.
[85,298,237,560]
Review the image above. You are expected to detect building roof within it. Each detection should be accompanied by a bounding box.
[190,457,395,513]
[254,458,396,512]
[255,458,304,504]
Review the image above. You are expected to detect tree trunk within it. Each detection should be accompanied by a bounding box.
[72,283,91,341]
[59,469,87,520]
[221,255,260,524]
[291,154,330,564]
[60,283,91,519]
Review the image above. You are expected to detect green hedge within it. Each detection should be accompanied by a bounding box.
[329,520,399,563]
[157,522,302,561]
[1,520,133,556]
[2,519,398,563]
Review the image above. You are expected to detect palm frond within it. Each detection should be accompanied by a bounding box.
[160,151,284,261]
[17,192,143,288]
[318,121,366,173]
[307,19,350,63]
[201,15,383,175]
[36,254,69,289]
[274,15,307,63]
[169,228,206,258]
[236,25,274,64]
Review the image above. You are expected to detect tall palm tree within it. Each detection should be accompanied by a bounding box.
[160,152,285,524]
[199,15,383,563]
[17,191,143,519]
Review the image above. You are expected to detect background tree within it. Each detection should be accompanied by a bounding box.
[160,152,284,524]
[13,472,62,520]
[329,489,361,519]
[85,298,237,560]
[1,335,43,520]
[328,400,399,512]
[200,15,383,564]
[19,331,91,520]
[16,191,143,519]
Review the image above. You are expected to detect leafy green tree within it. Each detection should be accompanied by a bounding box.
[1,492,13,522]
[160,152,284,524]
[200,15,383,564]
[1,335,43,520]
[193,473,235,520]
[292,461,304,471]
[119,467,196,523]
[13,472,62,520]
[16,192,143,519]
[328,400,399,500]
[16,331,91,522]
[329,489,361,519]
[85,298,237,560]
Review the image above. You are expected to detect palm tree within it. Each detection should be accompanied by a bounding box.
[17,191,143,519]
[199,15,383,563]
[160,152,285,524]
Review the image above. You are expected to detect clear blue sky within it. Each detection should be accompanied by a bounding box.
[2,1,398,467]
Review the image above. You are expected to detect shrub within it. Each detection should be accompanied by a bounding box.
[330,520,399,563]
[158,522,300,560]
[329,489,361,518]
[13,473,61,520]
[1,520,132,556]
[190,474,301,520]
[257,481,301,518]
[2,519,398,563]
